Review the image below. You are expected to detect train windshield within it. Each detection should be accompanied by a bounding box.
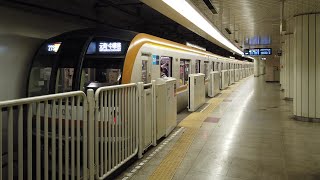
[28,42,61,97]
[28,35,129,97]
[28,37,90,96]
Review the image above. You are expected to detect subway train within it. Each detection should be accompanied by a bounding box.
[27,27,252,112]
[19,27,253,179]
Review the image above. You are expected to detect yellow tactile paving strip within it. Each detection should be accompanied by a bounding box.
[148,78,249,180]
[148,128,197,180]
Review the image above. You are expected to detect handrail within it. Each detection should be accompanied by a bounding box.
[94,83,136,101]
[0,91,86,107]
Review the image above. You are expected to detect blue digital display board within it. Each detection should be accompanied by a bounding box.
[259,48,272,55]
[86,40,127,55]
[244,48,272,56]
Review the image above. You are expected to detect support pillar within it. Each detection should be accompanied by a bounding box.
[284,34,294,100]
[294,13,320,121]
[254,57,260,77]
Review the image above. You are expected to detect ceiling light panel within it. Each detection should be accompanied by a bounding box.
[162,0,243,55]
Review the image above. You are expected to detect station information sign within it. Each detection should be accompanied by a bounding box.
[259,48,272,55]
[98,42,122,53]
[244,48,272,56]
[86,40,127,55]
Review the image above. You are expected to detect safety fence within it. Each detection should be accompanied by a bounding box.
[0,82,157,180]
[0,91,91,180]
[93,83,143,180]
[0,74,246,179]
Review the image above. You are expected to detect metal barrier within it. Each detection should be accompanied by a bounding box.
[0,81,173,179]
[93,83,142,180]
[0,91,92,180]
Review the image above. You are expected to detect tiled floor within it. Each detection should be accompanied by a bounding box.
[121,76,320,180]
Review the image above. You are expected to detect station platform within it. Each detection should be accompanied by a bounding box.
[117,76,320,180]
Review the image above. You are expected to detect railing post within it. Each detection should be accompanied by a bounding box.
[137,82,144,158]
[87,89,95,180]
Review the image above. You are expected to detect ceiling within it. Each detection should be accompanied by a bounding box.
[142,0,320,54]
[5,0,320,59]
[2,0,249,59]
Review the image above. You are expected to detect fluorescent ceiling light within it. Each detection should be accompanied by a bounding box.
[162,0,243,55]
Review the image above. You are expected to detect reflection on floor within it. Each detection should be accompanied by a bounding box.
[118,76,320,180]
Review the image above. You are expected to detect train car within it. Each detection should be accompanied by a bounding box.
[27,27,247,111]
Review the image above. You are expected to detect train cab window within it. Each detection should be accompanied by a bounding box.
[160,56,172,77]
[204,61,209,79]
[180,59,190,85]
[56,68,74,93]
[80,58,123,91]
[28,67,53,97]
[195,60,201,73]
[79,39,128,90]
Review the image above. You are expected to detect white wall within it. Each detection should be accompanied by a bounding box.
[0,6,89,101]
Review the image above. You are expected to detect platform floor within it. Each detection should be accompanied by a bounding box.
[118,76,320,180]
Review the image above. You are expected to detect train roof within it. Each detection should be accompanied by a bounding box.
[47,27,138,42]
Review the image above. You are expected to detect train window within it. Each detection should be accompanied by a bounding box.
[216,62,220,71]
[195,60,201,73]
[180,59,190,85]
[28,67,53,97]
[80,58,123,91]
[142,60,149,83]
[80,68,121,91]
[204,61,209,79]
[212,62,215,71]
[56,68,74,93]
[160,56,172,77]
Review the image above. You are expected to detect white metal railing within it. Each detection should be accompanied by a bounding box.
[93,83,141,180]
[0,91,91,180]
[0,78,198,179]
